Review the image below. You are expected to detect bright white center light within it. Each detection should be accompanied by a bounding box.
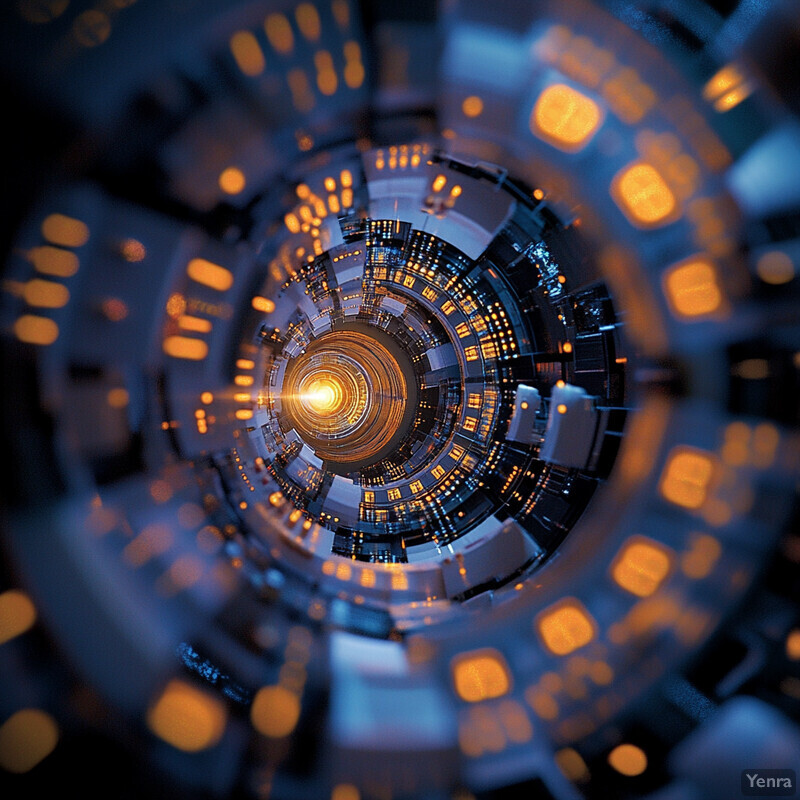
[302,379,339,414]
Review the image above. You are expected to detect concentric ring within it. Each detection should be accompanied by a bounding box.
[280,327,412,467]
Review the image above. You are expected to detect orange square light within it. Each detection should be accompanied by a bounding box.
[536,598,596,656]
[451,648,511,702]
[663,257,724,318]
[612,537,672,597]
[531,83,602,151]
[611,162,677,227]
[147,679,227,752]
[659,447,716,510]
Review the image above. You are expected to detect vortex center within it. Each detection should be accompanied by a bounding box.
[300,378,340,416]
[280,327,414,468]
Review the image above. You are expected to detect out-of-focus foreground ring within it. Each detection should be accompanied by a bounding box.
[0,1,798,799]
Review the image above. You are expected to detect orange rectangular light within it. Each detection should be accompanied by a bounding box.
[422,286,438,301]
[659,447,716,509]
[178,315,212,333]
[536,598,596,656]
[390,571,408,590]
[451,648,512,702]
[229,30,265,77]
[611,162,677,227]
[29,246,79,277]
[359,568,375,587]
[252,295,276,313]
[663,257,724,318]
[531,83,602,151]
[23,279,69,309]
[703,63,752,112]
[265,13,294,54]
[187,258,234,292]
[147,679,227,752]
[296,3,321,41]
[612,536,672,597]
[0,590,36,646]
[41,213,89,248]
[162,335,208,361]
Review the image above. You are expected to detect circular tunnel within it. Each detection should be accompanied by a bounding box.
[0,1,798,799]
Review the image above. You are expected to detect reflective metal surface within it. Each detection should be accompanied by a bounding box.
[0,1,798,798]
